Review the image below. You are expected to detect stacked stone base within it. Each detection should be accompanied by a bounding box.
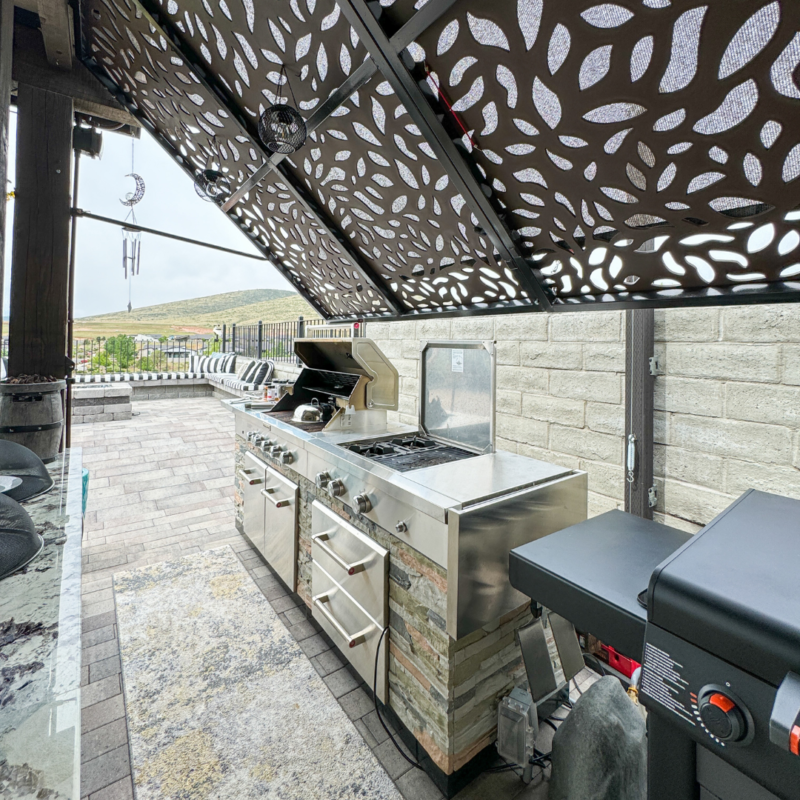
[72,383,132,423]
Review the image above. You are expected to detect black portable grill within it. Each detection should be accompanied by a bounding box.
[509,490,800,800]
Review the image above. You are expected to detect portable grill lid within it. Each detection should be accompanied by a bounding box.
[293,338,398,411]
[648,489,800,687]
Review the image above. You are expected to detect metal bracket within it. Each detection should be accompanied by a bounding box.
[648,485,658,509]
[649,356,660,376]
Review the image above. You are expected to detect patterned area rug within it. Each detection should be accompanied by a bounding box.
[113,547,401,800]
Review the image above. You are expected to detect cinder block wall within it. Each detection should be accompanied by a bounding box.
[654,306,800,532]
[363,304,800,533]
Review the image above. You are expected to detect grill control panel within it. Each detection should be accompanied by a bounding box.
[641,626,799,797]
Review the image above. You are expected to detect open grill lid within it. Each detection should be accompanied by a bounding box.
[293,338,398,411]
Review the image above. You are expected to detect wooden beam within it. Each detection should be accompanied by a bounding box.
[0,0,13,330]
[36,0,72,70]
[624,309,656,519]
[13,23,138,126]
[9,85,73,378]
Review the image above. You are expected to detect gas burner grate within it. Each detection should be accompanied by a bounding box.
[341,433,477,472]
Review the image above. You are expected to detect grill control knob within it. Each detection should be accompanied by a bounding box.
[280,451,294,466]
[327,479,345,498]
[698,688,747,743]
[354,493,372,514]
[269,445,283,457]
[247,431,257,442]
[315,472,331,489]
[395,521,408,534]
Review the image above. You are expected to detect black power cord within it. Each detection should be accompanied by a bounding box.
[373,626,424,771]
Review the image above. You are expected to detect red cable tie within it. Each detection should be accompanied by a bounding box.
[424,62,480,151]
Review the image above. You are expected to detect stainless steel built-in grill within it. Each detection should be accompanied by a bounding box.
[232,338,588,642]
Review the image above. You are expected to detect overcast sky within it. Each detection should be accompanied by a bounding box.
[3,110,292,318]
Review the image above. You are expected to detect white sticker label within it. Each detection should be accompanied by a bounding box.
[451,349,464,373]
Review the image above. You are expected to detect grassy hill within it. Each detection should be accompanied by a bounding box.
[74,289,318,337]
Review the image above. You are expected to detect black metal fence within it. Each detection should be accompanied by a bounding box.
[221,317,361,363]
[72,336,215,375]
[2,318,362,377]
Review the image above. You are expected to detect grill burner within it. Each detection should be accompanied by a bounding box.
[342,434,475,472]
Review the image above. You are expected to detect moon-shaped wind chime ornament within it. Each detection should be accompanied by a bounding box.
[120,140,145,312]
[194,136,232,202]
[258,64,307,155]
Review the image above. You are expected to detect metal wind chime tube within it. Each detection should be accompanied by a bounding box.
[120,138,145,312]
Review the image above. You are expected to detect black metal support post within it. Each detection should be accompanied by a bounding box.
[231,324,237,355]
[65,149,81,450]
[257,320,263,360]
[625,309,656,519]
[334,0,553,312]
[221,324,227,353]
[0,0,12,331]
[296,316,305,366]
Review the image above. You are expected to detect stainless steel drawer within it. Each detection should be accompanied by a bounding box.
[311,501,388,623]
[263,467,298,591]
[238,452,266,554]
[311,561,387,703]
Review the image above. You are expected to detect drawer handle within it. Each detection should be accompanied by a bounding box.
[261,488,291,508]
[312,531,370,576]
[237,469,263,485]
[312,592,373,649]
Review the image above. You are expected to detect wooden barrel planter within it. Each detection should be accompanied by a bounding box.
[0,381,66,463]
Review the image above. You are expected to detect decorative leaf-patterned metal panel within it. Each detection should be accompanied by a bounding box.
[414,1,800,301]
[282,77,534,312]
[80,0,800,314]
[80,0,395,318]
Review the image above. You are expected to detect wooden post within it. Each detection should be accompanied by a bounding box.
[0,0,13,339]
[9,85,73,377]
[624,309,656,519]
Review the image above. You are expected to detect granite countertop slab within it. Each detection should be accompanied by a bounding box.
[0,449,84,799]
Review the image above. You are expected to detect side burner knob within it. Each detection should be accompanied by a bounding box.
[395,521,408,534]
[315,472,331,489]
[270,445,283,458]
[327,479,345,498]
[280,451,294,466]
[354,493,372,514]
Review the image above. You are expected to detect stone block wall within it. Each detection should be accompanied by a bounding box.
[653,305,800,532]
[364,314,627,520]
[358,303,800,534]
[72,383,132,423]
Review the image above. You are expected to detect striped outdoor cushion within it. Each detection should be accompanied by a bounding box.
[240,360,259,384]
[250,360,274,387]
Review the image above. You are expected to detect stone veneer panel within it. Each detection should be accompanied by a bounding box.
[234,435,540,775]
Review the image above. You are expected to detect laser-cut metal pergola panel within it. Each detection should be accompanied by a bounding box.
[80,0,397,318]
[80,0,800,315]
[413,0,800,304]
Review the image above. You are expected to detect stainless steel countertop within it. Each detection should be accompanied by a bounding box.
[403,452,575,507]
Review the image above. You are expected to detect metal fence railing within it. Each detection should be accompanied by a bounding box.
[220,317,361,363]
[2,318,363,377]
[72,336,216,375]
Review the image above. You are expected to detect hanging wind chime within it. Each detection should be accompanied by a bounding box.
[258,63,307,154]
[119,138,145,312]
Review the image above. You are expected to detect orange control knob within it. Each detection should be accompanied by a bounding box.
[710,693,736,714]
[698,687,747,743]
[791,725,800,756]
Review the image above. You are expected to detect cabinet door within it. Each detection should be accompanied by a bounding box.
[239,452,267,554]
[262,467,298,591]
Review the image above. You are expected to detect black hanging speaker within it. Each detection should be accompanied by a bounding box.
[258,104,307,154]
[258,64,307,155]
[194,168,232,202]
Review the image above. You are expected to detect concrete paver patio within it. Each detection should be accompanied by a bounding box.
[74,397,551,800]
